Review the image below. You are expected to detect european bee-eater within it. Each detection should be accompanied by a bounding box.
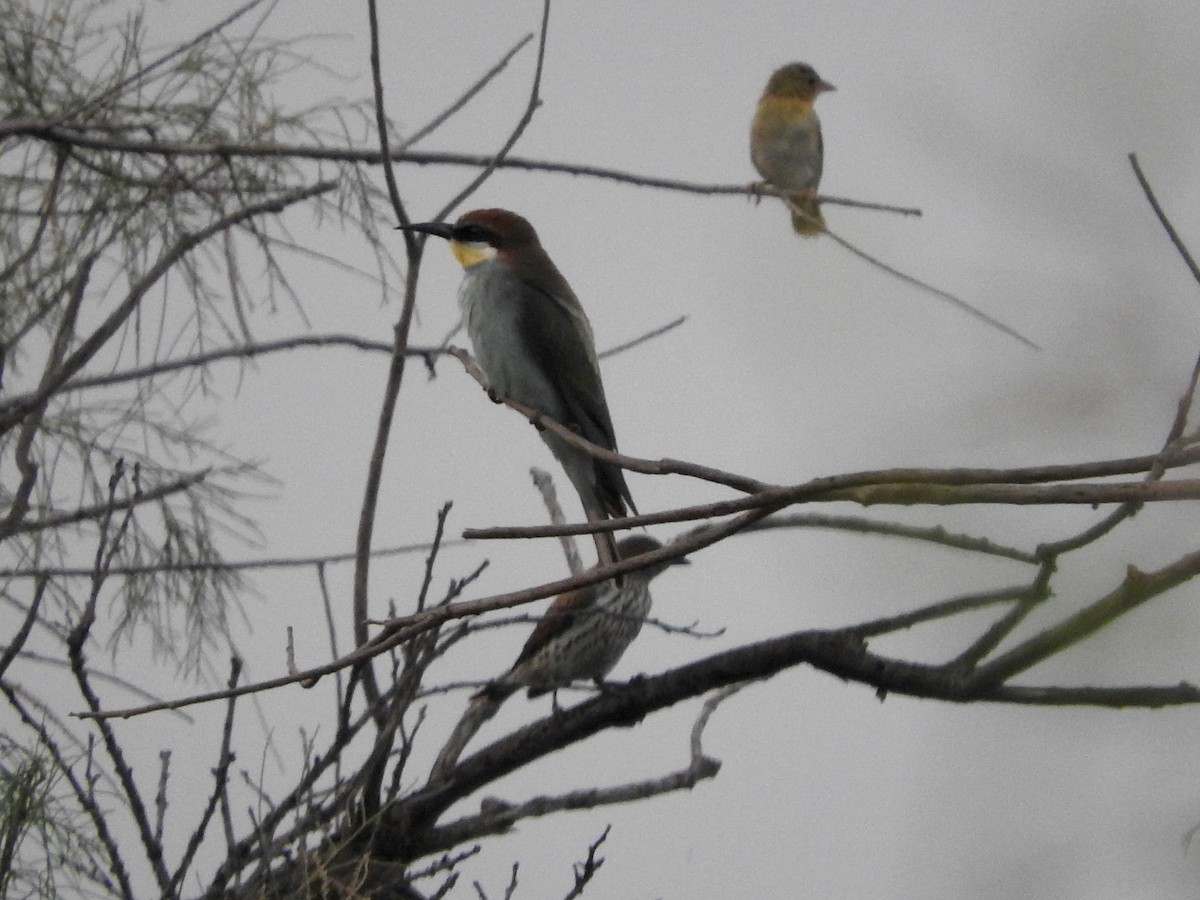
[751,62,835,235]
[398,209,635,569]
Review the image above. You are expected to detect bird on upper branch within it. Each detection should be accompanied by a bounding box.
[751,62,836,235]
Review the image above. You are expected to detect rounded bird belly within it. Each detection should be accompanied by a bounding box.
[754,138,819,191]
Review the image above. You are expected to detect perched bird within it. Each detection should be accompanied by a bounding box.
[482,534,688,702]
[397,209,634,570]
[751,62,836,235]
[428,535,688,781]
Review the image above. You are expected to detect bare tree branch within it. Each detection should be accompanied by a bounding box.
[379,622,1200,863]
[1129,152,1200,287]
[0,315,687,416]
[0,180,337,435]
[0,122,921,216]
[530,467,583,576]
[67,463,172,892]
[821,225,1039,349]
[423,685,742,852]
[169,657,243,895]
[970,545,1200,688]
[0,577,46,680]
[399,34,535,152]
[7,469,210,536]
[0,539,446,579]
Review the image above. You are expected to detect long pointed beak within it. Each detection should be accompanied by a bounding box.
[819,80,836,93]
[395,221,454,240]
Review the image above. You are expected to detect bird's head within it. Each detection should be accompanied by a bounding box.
[615,534,690,580]
[762,62,835,102]
[397,208,541,270]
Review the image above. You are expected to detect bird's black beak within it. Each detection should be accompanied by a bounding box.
[395,221,454,240]
[672,555,691,567]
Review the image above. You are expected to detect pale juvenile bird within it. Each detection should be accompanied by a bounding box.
[398,209,634,570]
[751,62,836,235]
[481,534,688,702]
[428,535,688,781]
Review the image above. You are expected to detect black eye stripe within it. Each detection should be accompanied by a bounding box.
[454,223,493,243]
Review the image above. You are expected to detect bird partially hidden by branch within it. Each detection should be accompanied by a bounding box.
[428,535,689,783]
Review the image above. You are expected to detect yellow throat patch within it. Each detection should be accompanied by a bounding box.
[450,240,497,269]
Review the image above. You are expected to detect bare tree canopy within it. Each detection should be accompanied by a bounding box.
[3,1,1200,898]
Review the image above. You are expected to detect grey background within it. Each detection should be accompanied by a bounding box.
[48,2,1200,897]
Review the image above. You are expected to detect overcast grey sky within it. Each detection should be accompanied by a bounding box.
[22,1,1200,897]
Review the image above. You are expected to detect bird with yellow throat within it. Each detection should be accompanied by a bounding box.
[751,62,836,236]
[397,209,635,571]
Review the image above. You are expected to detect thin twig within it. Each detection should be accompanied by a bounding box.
[852,585,1037,639]
[563,828,608,900]
[1128,152,1200,287]
[418,503,455,613]
[0,144,68,284]
[0,577,46,679]
[744,511,1038,564]
[597,315,687,360]
[153,751,170,845]
[822,226,1040,350]
[531,468,582,576]
[315,562,344,707]
[0,334,414,411]
[169,657,242,894]
[0,538,448,578]
[433,0,552,224]
[0,252,95,537]
[8,470,210,536]
[67,464,173,891]
[399,34,534,151]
